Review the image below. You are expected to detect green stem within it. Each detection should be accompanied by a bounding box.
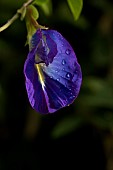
[0,14,19,32]
[0,0,34,32]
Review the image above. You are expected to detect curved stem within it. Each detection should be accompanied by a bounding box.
[0,14,19,32]
[0,0,34,32]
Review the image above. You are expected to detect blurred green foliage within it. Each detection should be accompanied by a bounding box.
[0,0,113,169]
[34,0,52,16]
[67,0,83,20]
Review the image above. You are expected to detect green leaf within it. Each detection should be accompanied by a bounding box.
[51,116,83,139]
[67,0,83,20]
[91,113,113,131]
[78,77,113,111]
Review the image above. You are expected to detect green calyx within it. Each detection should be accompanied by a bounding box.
[25,5,48,47]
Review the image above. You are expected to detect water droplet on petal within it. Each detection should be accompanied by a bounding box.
[62,68,65,71]
[57,78,60,81]
[50,76,53,79]
[70,96,75,100]
[62,59,66,65]
[65,49,71,55]
[66,72,72,79]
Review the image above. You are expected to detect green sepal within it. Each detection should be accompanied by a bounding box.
[20,7,27,21]
[28,4,39,20]
[25,5,39,45]
[17,6,27,21]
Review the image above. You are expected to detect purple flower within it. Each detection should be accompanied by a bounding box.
[24,29,82,114]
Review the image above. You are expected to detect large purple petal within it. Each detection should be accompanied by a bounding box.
[24,29,82,114]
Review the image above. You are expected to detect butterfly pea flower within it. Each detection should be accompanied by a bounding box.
[24,29,82,114]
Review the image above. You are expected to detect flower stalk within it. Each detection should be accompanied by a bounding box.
[0,0,34,32]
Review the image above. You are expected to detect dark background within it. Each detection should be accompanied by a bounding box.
[0,0,113,169]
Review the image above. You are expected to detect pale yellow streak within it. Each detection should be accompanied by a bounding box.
[35,64,45,89]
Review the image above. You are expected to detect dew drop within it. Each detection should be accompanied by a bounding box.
[66,72,72,79]
[50,76,53,79]
[62,59,66,65]
[70,96,75,100]
[65,49,71,55]
[57,78,60,81]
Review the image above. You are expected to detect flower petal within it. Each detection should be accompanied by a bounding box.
[24,57,49,113]
[30,29,57,66]
[24,29,82,114]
